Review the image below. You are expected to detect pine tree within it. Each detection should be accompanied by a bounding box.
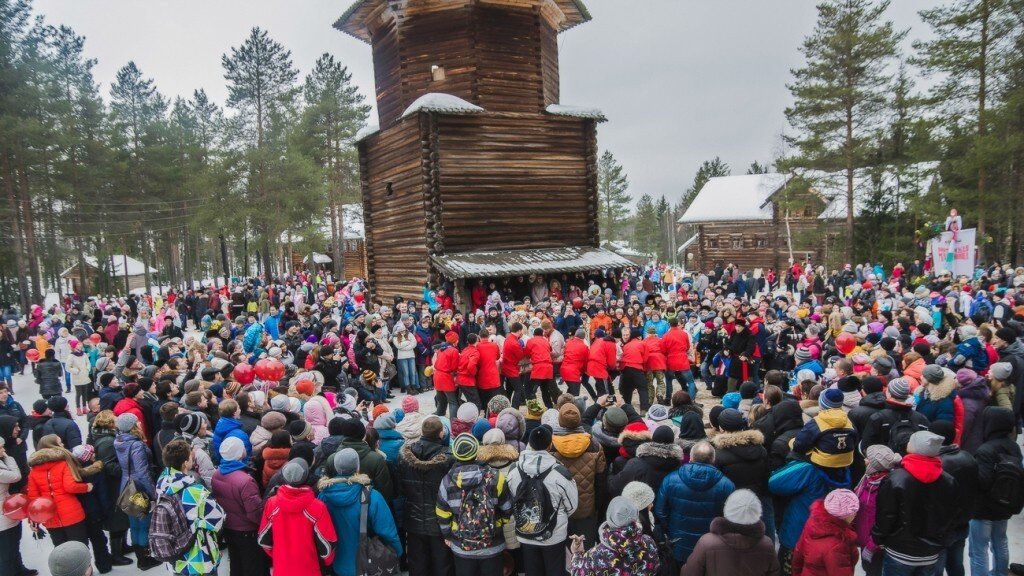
[632,194,658,257]
[597,150,630,242]
[784,0,905,263]
[679,157,729,215]
[746,161,770,174]
[297,53,370,270]
[655,195,671,261]
[222,27,301,280]
[913,0,1019,262]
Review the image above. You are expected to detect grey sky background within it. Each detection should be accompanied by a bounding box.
[34,0,938,207]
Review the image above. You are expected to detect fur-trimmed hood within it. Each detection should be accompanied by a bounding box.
[28,447,71,467]
[636,441,683,462]
[923,373,956,401]
[590,422,620,448]
[317,472,371,490]
[618,426,652,445]
[399,439,454,471]
[477,443,519,468]
[710,429,765,450]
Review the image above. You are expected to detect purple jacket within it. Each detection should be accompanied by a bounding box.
[957,376,990,454]
[211,469,263,531]
[853,471,888,556]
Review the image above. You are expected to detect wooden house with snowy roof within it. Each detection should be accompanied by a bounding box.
[335,0,631,303]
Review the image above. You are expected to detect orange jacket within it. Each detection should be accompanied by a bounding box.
[589,313,613,340]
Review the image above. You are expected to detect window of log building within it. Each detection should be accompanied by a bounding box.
[754,236,768,248]
[707,237,719,249]
[731,236,743,249]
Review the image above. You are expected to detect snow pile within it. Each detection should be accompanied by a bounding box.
[401,93,484,118]
[545,104,606,121]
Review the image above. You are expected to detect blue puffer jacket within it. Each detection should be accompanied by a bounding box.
[655,462,735,562]
[212,417,252,461]
[768,460,851,549]
[318,475,401,576]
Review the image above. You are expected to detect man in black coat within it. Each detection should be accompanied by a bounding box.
[396,416,455,576]
[607,426,682,499]
[930,420,978,576]
[38,396,82,449]
[33,349,64,399]
[860,377,930,454]
[848,376,887,434]
[873,431,960,574]
[992,327,1024,426]
[969,407,1022,576]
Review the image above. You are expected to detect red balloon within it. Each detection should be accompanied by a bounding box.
[233,363,255,385]
[2,493,28,521]
[26,497,55,524]
[572,297,583,311]
[25,349,39,362]
[264,358,286,382]
[254,359,274,381]
[836,332,857,355]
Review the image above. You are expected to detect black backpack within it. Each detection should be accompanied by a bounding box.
[988,454,1024,515]
[512,465,559,541]
[884,412,919,455]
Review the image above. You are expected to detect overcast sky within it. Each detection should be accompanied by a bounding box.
[34,0,938,206]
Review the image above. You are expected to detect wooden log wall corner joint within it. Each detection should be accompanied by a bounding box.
[584,119,599,247]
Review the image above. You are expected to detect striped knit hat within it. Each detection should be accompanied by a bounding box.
[452,433,479,462]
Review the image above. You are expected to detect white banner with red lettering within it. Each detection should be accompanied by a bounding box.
[930,228,976,277]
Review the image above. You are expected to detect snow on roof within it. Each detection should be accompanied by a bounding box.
[401,93,484,118]
[431,246,633,279]
[809,162,940,220]
[678,173,790,223]
[545,104,607,122]
[677,233,699,254]
[355,122,379,142]
[61,255,157,278]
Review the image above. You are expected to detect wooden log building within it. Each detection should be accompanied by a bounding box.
[678,173,839,273]
[335,0,631,304]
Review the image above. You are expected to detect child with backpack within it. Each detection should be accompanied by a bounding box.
[152,440,226,576]
[506,425,579,576]
[436,433,513,576]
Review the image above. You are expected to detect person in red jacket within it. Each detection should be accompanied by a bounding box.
[113,381,150,442]
[661,317,696,400]
[619,328,650,410]
[433,331,461,419]
[26,434,92,544]
[643,326,667,404]
[476,331,502,408]
[501,322,528,407]
[258,460,337,576]
[587,328,617,397]
[792,489,860,576]
[456,334,482,410]
[561,329,595,398]
[525,328,558,408]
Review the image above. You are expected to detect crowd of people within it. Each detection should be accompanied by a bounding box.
[0,259,1022,576]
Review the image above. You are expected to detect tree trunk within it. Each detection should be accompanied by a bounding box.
[976,0,989,263]
[845,107,855,264]
[2,153,31,313]
[18,166,43,304]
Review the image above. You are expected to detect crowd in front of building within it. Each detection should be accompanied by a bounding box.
[0,258,1021,576]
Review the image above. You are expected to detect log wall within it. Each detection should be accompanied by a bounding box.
[358,117,429,302]
[435,112,597,252]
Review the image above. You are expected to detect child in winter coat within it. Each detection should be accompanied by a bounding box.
[792,489,860,576]
[258,459,337,576]
[569,496,659,576]
[26,434,91,544]
[852,446,901,576]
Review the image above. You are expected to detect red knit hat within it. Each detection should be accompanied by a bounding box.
[295,380,315,397]
[445,331,459,345]
[372,404,390,421]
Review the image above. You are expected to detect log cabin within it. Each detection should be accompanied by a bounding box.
[335,0,632,305]
[677,173,839,273]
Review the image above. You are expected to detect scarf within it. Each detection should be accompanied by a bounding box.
[218,459,248,476]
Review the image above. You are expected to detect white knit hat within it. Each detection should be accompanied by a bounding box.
[621,481,655,511]
[723,489,762,525]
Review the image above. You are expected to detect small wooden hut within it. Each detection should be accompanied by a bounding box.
[335,0,631,303]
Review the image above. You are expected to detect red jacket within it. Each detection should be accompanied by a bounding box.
[476,339,501,390]
[26,452,89,528]
[619,338,647,371]
[525,336,554,380]
[642,336,667,371]
[258,484,337,576]
[560,337,589,383]
[114,397,150,442]
[792,499,859,576]
[433,345,459,393]
[501,335,526,378]
[456,344,480,387]
[587,337,617,379]
[661,326,691,371]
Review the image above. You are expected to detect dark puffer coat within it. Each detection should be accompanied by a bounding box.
[711,429,770,496]
[396,437,454,536]
[972,407,1023,521]
[655,462,735,562]
[607,440,682,499]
